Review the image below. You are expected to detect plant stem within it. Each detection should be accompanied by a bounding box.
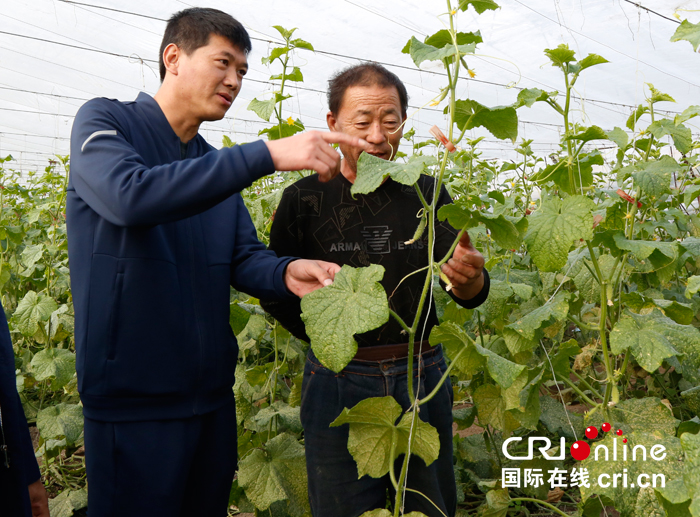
[586,240,616,407]
[437,228,466,268]
[571,370,604,401]
[418,344,468,406]
[389,309,411,336]
[561,376,598,407]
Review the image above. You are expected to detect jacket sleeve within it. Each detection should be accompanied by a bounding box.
[259,186,311,342]
[1,303,41,487]
[70,99,276,227]
[434,183,490,309]
[229,196,297,302]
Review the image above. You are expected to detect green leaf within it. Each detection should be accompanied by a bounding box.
[269,66,304,83]
[676,106,700,126]
[648,120,693,155]
[272,26,296,40]
[290,38,314,51]
[548,339,582,381]
[613,233,678,271]
[31,348,75,389]
[258,119,305,140]
[544,44,576,68]
[670,20,700,51]
[684,186,700,206]
[523,196,595,272]
[610,310,681,373]
[607,127,629,149]
[686,276,700,299]
[48,492,73,517]
[352,153,434,196]
[565,125,608,143]
[459,0,500,14]
[503,292,570,355]
[453,406,476,430]
[627,104,650,130]
[236,313,268,356]
[424,30,483,48]
[429,321,525,388]
[13,290,58,336]
[569,250,616,302]
[330,397,439,478]
[651,299,695,325]
[252,401,302,434]
[437,205,523,249]
[681,237,700,259]
[636,486,667,517]
[648,84,676,104]
[514,88,549,108]
[248,94,291,122]
[36,403,83,445]
[474,280,514,325]
[578,53,609,72]
[473,383,506,431]
[261,46,289,65]
[360,511,428,517]
[542,150,603,194]
[585,396,680,435]
[451,100,518,142]
[580,430,682,514]
[538,395,583,439]
[229,303,252,335]
[403,36,476,67]
[478,489,510,517]
[21,243,44,268]
[301,265,389,372]
[238,433,309,515]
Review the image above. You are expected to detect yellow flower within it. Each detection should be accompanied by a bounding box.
[286,116,295,125]
[468,69,476,78]
[429,100,440,106]
[450,9,457,15]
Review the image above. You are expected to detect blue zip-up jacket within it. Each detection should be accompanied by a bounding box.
[67,92,295,421]
[0,301,40,517]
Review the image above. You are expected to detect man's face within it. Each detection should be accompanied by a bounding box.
[327,84,406,174]
[176,34,248,122]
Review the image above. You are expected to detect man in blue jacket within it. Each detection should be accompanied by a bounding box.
[0,301,49,517]
[67,8,368,517]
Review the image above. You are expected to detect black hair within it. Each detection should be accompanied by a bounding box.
[159,8,252,81]
[327,63,408,116]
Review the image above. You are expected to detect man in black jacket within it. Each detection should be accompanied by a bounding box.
[0,301,49,517]
[262,64,490,517]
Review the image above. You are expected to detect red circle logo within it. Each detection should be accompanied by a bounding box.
[571,440,591,461]
[585,426,598,439]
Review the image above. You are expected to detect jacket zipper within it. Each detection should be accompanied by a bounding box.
[0,403,10,468]
[186,219,205,414]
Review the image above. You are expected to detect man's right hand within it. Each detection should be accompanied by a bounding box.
[266,131,369,182]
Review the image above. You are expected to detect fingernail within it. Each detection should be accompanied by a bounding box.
[323,279,333,286]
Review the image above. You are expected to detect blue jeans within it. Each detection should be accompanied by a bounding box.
[301,346,456,517]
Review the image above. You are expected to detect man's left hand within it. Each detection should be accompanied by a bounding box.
[441,232,485,300]
[28,479,49,517]
[285,259,341,297]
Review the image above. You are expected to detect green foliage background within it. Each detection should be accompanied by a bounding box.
[3,8,700,517]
